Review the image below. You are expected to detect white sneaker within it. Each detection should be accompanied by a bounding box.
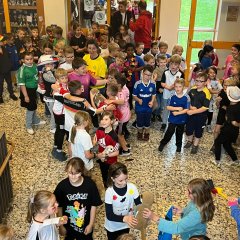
[33,120,46,125]
[225,160,240,166]
[50,128,56,134]
[210,158,221,167]
[27,128,34,135]
[207,125,212,133]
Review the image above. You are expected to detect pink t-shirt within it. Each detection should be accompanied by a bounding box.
[223,54,233,80]
[109,62,124,73]
[68,71,97,100]
[117,85,131,123]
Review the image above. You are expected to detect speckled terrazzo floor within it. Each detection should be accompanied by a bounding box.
[0,90,239,240]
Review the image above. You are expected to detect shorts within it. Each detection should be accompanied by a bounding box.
[216,108,226,125]
[20,87,38,111]
[186,113,207,138]
[117,121,128,135]
[136,112,152,129]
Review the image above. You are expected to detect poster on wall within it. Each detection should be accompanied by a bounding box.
[84,0,94,11]
[226,6,239,22]
[93,11,106,24]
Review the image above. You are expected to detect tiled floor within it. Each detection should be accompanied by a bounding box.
[0,94,239,240]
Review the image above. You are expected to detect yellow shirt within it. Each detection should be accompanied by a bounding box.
[83,54,107,89]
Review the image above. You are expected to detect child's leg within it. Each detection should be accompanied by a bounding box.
[214,124,222,139]
[3,72,14,96]
[136,112,144,139]
[160,123,176,146]
[32,110,40,124]
[142,112,151,140]
[223,141,238,161]
[98,161,110,188]
[193,114,207,147]
[45,101,56,130]
[207,111,213,125]
[175,124,185,149]
[161,98,169,126]
[26,110,34,129]
[185,116,195,146]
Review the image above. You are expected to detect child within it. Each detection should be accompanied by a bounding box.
[152,54,168,122]
[69,22,86,58]
[0,35,18,104]
[27,190,68,240]
[59,46,74,72]
[231,62,240,85]
[106,42,120,67]
[31,27,41,54]
[158,78,190,152]
[18,52,46,134]
[0,225,14,240]
[14,27,25,56]
[228,197,240,239]
[184,72,211,154]
[91,22,101,42]
[116,234,135,240]
[68,57,108,101]
[147,41,160,59]
[54,157,102,240]
[198,45,214,70]
[109,52,125,73]
[53,26,67,47]
[93,111,119,187]
[119,24,131,43]
[68,111,95,171]
[161,54,184,131]
[206,66,222,133]
[39,41,54,62]
[135,42,144,60]
[133,65,156,141]
[172,44,186,72]
[158,41,171,59]
[105,162,140,240]
[143,54,155,67]
[143,178,215,240]
[100,34,110,59]
[42,25,54,44]
[188,63,204,89]
[54,41,65,64]
[213,86,240,166]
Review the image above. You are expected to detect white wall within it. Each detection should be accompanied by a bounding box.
[43,0,68,38]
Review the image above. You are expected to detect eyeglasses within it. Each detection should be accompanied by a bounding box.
[195,79,206,83]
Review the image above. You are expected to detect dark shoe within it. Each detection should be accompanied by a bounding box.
[151,114,156,122]
[119,149,131,156]
[156,115,162,122]
[191,145,199,154]
[10,94,18,101]
[143,133,150,141]
[132,121,137,129]
[137,132,143,140]
[0,97,3,104]
[52,149,67,161]
[158,144,165,152]
[184,141,192,149]
[126,143,131,150]
[160,124,166,131]
[176,147,181,153]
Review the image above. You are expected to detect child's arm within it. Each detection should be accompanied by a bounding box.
[84,206,97,235]
[167,106,183,112]
[20,85,30,103]
[95,79,108,86]
[68,142,72,158]
[133,95,142,105]
[105,98,124,105]
[187,106,208,115]
[149,95,156,108]
[208,88,220,95]
[56,207,67,236]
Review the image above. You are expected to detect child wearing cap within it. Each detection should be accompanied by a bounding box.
[0,34,18,104]
[213,86,240,166]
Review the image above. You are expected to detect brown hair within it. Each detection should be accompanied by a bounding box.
[143,54,155,62]
[27,190,54,223]
[156,54,167,62]
[0,225,14,240]
[23,36,32,44]
[172,44,184,55]
[99,111,115,122]
[64,46,74,55]
[55,68,67,79]
[54,26,63,35]
[169,54,182,64]
[143,64,154,73]
[68,80,82,94]
[107,162,128,187]
[196,72,208,82]
[65,157,85,174]
[135,42,144,48]
[115,51,125,60]
[159,41,168,49]
[188,178,215,223]
[107,83,119,97]
[72,57,87,69]
[116,233,136,240]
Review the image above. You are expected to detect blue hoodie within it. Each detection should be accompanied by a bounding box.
[230,198,240,240]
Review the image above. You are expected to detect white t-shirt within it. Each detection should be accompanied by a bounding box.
[69,128,93,170]
[27,218,59,240]
[59,62,72,70]
[104,182,139,232]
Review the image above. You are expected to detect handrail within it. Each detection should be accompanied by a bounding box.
[0,141,14,177]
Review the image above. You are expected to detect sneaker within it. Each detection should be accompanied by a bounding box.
[211,159,221,167]
[126,144,131,150]
[207,125,212,133]
[137,132,143,140]
[151,114,156,122]
[226,160,240,166]
[132,121,137,129]
[176,147,181,153]
[119,149,131,156]
[50,128,56,134]
[10,94,18,101]
[184,141,192,149]
[158,144,165,152]
[160,124,166,132]
[190,145,199,154]
[52,149,67,161]
[27,128,34,135]
[33,120,46,125]
[0,97,4,104]
[156,115,162,122]
[143,133,150,141]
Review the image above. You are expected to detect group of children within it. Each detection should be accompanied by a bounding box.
[0,3,240,239]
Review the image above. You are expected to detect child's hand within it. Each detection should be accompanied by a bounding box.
[148,101,153,108]
[24,96,30,103]
[138,99,143,105]
[142,208,159,222]
[187,110,194,115]
[172,111,179,116]
[97,152,106,160]
[106,104,116,111]
[177,107,183,111]
[123,215,138,228]
[173,206,183,215]
[84,224,93,235]
[59,216,68,225]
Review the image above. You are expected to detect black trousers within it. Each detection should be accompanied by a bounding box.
[0,72,14,96]
[106,228,129,240]
[214,123,239,161]
[160,123,185,148]
[98,160,110,188]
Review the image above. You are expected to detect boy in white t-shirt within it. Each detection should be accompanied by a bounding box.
[59,46,74,73]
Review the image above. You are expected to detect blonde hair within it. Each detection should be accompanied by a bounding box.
[0,225,14,240]
[143,54,155,62]
[27,190,54,223]
[172,44,184,55]
[55,68,67,79]
[174,77,185,87]
[70,111,92,144]
[55,41,65,50]
[108,42,120,53]
[115,51,125,60]
[169,54,182,64]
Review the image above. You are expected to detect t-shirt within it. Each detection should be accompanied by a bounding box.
[188,86,211,110]
[226,102,240,123]
[168,93,190,124]
[27,218,59,240]
[68,71,97,100]
[218,89,230,109]
[17,63,38,89]
[105,182,139,232]
[200,56,212,70]
[59,62,72,70]
[223,55,233,80]
[69,128,93,170]
[96,127,119,165]
[161,69,184,99]
[132,80,156,113]
[69,35,86,58]
[54,177,102,238]
[53,84,69,115]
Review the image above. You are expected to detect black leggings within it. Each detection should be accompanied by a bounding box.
[106,228,130,240]
[54,124,68,150]
[207,111,213,125]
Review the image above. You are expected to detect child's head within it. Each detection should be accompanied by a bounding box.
[231,62,240,77]
[231,44,240,59]
[100,34,109,49]
[41,41,53,55]
[115,74,127,89]
[54,26,63,39]
[201,45,214,58]
[143,54,155,67]
[106,83,119,98]
[187,178,215,223]
[86,39,100,56]
[55,41,65,55]
[174,78,185,94]
[189,236,210,240]
[193,63,204,73]
[27,190,58,223]
[107,68,119,84]
[65,157,85,185]
[150,41,159,55]
[0,225,14,240]
[72,57,87,75]
[115,52,125,66]
[125,42,135,57]
[169,54,181,72]
[31,27,39,38]
[68,80,83,95]
[172,44,184,56]
[119,24,128,35]
[195,72,208,89]
[135,42,144,55]
[142,65,154,82]
[118,0,127,13]
[23,36,33,48]
[16,28,25,40]
[55,68,68,84]
[204,39,213,46]
[223,77,237,91]
[116,233,136,240]
[107,162,128,188]
[206,66,217,80]
[108,42,120,56]
[23,52,34,66]
[73,22,81,36]
[64,46,74,63]
[156,54,167,69]
[99,111,115,129]
[46,26,53,37]
[70,111,92,143]
[92,22,100,33]
[118,39,127,52]
[158,41,168,54]
[5,33,14,46]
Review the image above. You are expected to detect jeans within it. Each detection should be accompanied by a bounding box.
[162,98,169,125]
[45,101,56,129]
[0,72,14,96]
[153,93,163,116]
[26,110,40,129]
